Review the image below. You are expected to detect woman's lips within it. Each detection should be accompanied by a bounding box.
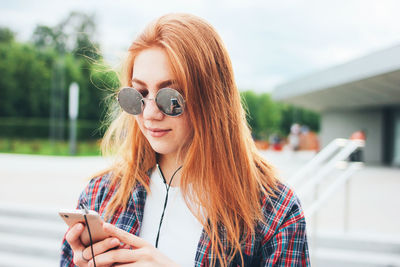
[147,128,171,137]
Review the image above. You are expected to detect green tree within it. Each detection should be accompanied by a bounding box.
[32,25,66,53]
[0,12,115,141]
[240,90,320,140]
[0,41,55,117]
[32,11,99,60]
[241,91,281,140]
[31,11,107,122]
[255,93,281,139]
[279,105,320,135]
[77,59,119,121]
[0,27,15,43]
[241,91,258,135]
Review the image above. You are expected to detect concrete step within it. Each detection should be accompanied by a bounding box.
[314,232,400,254]
[0,203,61,222]
[314,247,400,267]
[0,251,59,267]
[0,232,61,259]
[0,214,66,239]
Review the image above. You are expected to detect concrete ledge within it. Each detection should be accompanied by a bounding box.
[0,202,65,221]
[0,215,66,239]
[0,233,61,259]
[314,247,400,267]
[0,251,59,267]
[314,231,400,254]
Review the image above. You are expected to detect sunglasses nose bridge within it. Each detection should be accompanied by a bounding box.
[141,98,164,119]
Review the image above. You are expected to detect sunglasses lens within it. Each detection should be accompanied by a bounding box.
[156,88,185,116]
[118,87,143,115]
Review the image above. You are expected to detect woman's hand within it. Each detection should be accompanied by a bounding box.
[86,223,180,267]
[65,223,122,267]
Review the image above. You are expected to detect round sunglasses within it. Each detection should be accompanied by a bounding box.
[117,87,185,117]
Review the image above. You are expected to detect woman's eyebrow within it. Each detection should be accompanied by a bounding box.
[158,79,178,88]
[131,78,146,86]
[131,78,178,88]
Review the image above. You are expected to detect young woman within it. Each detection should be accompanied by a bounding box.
[61,13,310,267]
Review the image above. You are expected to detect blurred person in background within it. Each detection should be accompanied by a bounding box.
[349,130,366,162]
[288,123,301,151]
[298,125,319,151]
[61,13,309,266]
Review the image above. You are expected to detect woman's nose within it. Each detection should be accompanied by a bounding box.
[142,98,164,120]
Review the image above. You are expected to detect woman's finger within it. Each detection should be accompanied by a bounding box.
[88,248,149,266]
[66,223,92,266]
[65,223,85,252]
[103,223,149,248]
[82,237,121,261]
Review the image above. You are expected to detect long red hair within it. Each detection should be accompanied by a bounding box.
[101,13,278,266]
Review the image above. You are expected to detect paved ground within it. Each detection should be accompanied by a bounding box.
[0,154,111,208]
[1,151,399,238]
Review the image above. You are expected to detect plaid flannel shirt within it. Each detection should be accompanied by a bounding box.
[60,172,310,266]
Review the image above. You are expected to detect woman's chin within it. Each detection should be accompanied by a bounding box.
[151,146,176,157]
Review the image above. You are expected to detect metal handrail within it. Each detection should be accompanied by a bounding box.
[297,139,364,198]
[288,138,348,186]
[305,161,363,217]
[292,138,365,265]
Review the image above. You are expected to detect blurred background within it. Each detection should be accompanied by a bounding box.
[0,0,399,266]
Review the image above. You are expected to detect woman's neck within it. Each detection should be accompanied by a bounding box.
[157,154,183,187]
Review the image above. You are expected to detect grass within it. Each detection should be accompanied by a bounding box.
[0,138,101,156]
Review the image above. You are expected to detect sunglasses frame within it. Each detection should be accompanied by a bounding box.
[117,87,186,117]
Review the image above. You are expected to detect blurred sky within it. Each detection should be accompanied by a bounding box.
[1,0,400,92]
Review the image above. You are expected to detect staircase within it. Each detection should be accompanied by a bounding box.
[0,203,66,267]
[313,232,400,267]
[1,202,400,266]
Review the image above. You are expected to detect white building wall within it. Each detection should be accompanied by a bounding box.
[320,109,383,164]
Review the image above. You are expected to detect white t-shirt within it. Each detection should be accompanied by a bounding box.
[139,168,203,267]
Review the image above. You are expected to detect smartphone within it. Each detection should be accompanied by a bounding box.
[59,209,109,246]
